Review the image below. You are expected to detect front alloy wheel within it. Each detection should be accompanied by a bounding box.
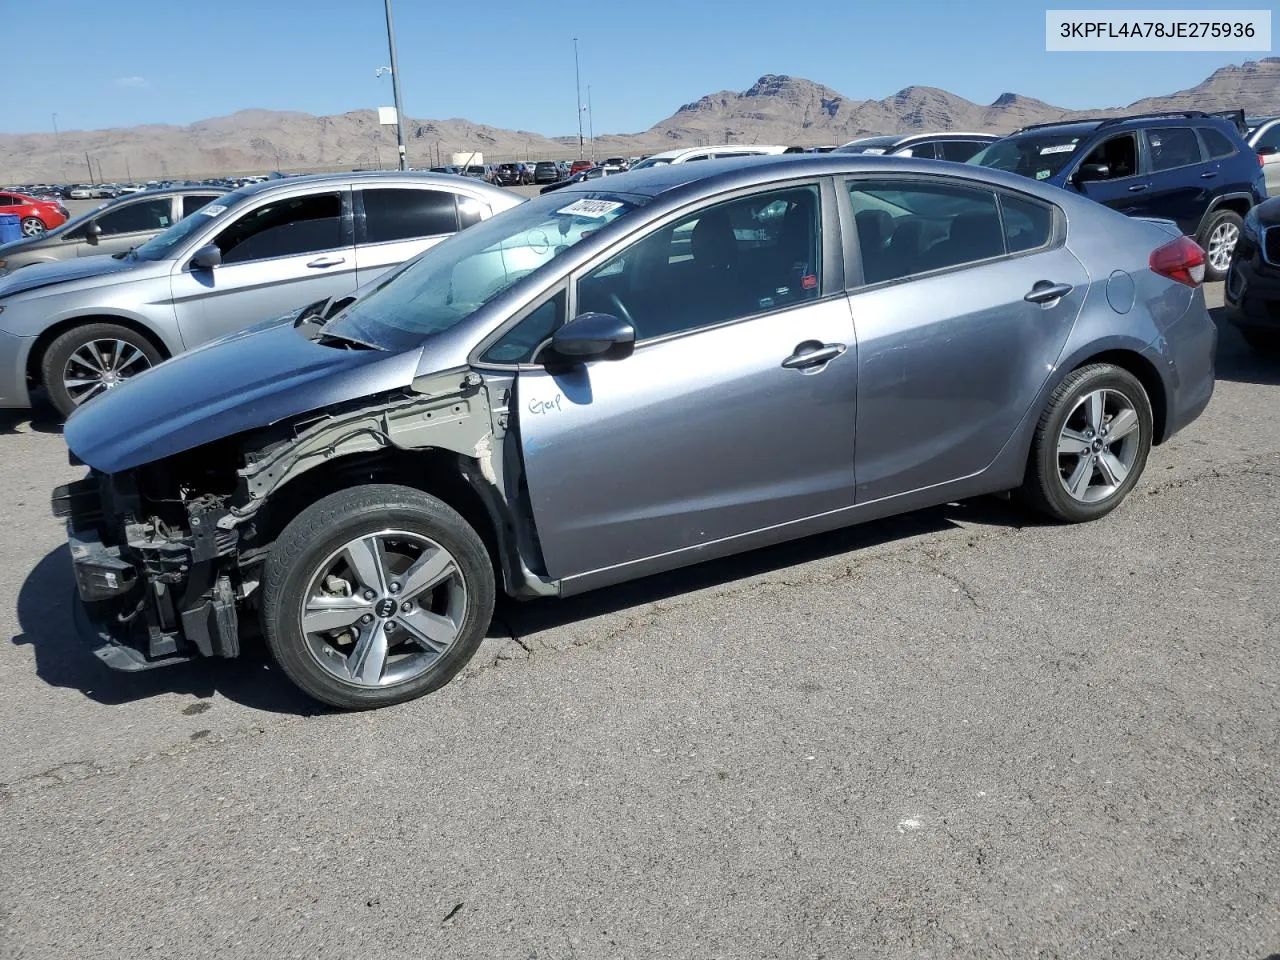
[261,485,495,710]
[41,321,165,418]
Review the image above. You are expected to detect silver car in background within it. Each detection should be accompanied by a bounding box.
[0,172,521,416]
[56,154,1216,710]
[0,186,228,274]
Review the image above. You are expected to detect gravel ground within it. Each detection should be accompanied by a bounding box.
[0,285,1276,959]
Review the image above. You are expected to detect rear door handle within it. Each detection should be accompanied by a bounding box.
[782,340,846,370]
[1200,171,1219,179]
[1127,183,1150,193]
[1024,280,1074,304]
[307,256,346,268]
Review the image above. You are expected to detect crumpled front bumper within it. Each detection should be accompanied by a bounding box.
[55,476,242,672]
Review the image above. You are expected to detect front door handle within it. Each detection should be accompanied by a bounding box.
[782,340,846,370]
[1127,183,1150,193]
[307,256,346,268]
[1200,170,1219,179]
[1024,280,1074,304]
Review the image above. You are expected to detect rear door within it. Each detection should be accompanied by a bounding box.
[845,175,1086,502]
[1141,126,1213,234]
[353,186,486,286]
[169,187,356,347]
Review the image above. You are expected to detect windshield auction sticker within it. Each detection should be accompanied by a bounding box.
[1046,9,1270,50]
[556,199,624,219]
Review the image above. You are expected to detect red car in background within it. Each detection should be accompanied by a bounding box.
[0,191,70,237]
[569,159,593,175]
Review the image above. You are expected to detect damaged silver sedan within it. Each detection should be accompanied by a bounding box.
[55,154,1216,709]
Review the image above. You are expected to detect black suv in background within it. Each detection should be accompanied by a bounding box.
[532,161,561,184]
[969,110,1266,280]
[495,162,531,186]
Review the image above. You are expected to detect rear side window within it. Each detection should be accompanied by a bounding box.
[182,194,219,218]
[847,179,1004,284]
[1146,127,1204,172]
[1000,194,1053,253]
[940,140,989,162]
[1198,126,1238,159]
[362,188,458,243]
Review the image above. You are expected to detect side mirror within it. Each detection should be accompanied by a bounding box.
[550,312,635,362]
[84,221,102,246]
[189,243,222,271]
[1075,163,1110,183]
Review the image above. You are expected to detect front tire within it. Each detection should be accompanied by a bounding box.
[1021,363,1153,523]
[261,485,496,710]
[41,322,164,418]
[1198,209,1243,282]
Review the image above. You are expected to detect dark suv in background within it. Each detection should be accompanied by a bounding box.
[495,163,531,186]
[532,161,561,185]
[970,110,1266,280]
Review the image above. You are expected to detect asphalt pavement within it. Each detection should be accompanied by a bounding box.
[0,286,1276,959]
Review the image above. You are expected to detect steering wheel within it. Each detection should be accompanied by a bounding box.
[608,292,636,330]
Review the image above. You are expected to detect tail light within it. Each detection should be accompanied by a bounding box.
[1260,154,1267,167]
[1149,235,1206,287]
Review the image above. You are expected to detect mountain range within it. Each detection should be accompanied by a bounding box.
[3,57,1278,183]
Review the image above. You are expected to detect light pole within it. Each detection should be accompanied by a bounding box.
[383,0,408,170]
[588,86,594,162]
[573,37,584,159]
[52,113,67,182]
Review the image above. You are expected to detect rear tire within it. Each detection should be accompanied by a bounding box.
[20,217,45,237]
[41,322,164,418]
[1197,209,1243,282]
[261,485,495,711]
[1020,363,1152,523]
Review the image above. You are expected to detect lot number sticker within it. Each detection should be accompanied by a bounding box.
[557,199,624,219]
[1040,143,1077,155]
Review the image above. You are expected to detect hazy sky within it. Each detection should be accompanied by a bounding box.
[5,0,1271,135]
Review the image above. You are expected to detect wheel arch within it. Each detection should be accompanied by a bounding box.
[26,314,172,388]
[1196,193,1252,236]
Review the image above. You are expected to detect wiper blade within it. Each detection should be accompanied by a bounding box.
[315,331,385,351]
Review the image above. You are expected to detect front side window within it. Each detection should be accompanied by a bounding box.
[575,185,821,342]
[96,198,173,236]
[1146,127,1204,172]
[898,142,937,159]
[362,188,458,243]
[480,290,567,364]
[1078,133,1139,180]
[847,179,1004,284]
[215,192,343,264]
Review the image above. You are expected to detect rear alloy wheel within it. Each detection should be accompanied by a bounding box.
[1021,363,1153,522]
[41,322,164,418]
[261,485,495,710]
[20,217,46,237]
[1198,209,1243,282]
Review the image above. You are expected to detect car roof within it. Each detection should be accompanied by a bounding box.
[229,169,507,198]
[645,144,787,161]
[554,152,1080,205]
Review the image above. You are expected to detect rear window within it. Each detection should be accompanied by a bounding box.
[1198,126,1238,159]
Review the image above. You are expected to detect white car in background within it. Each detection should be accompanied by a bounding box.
[629,144,789,170]
[1246,116,1280,195]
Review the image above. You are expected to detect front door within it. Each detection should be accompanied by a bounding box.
[515,183,858,581]
[1073,132,1155,218]
[845,176,1087,502]
[169,188,357,347]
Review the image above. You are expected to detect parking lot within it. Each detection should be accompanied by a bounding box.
[0,282,1277,957]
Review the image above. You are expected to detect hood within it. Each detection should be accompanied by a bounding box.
[64,315,423,474]
[0,254,140,298]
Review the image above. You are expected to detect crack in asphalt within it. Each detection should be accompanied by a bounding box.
[6,449,1278,802]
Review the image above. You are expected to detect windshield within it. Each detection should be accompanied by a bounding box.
[834,135,900,155]
[967,132,1088,180]
[323,191,646,352]
[133,190,248,260]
